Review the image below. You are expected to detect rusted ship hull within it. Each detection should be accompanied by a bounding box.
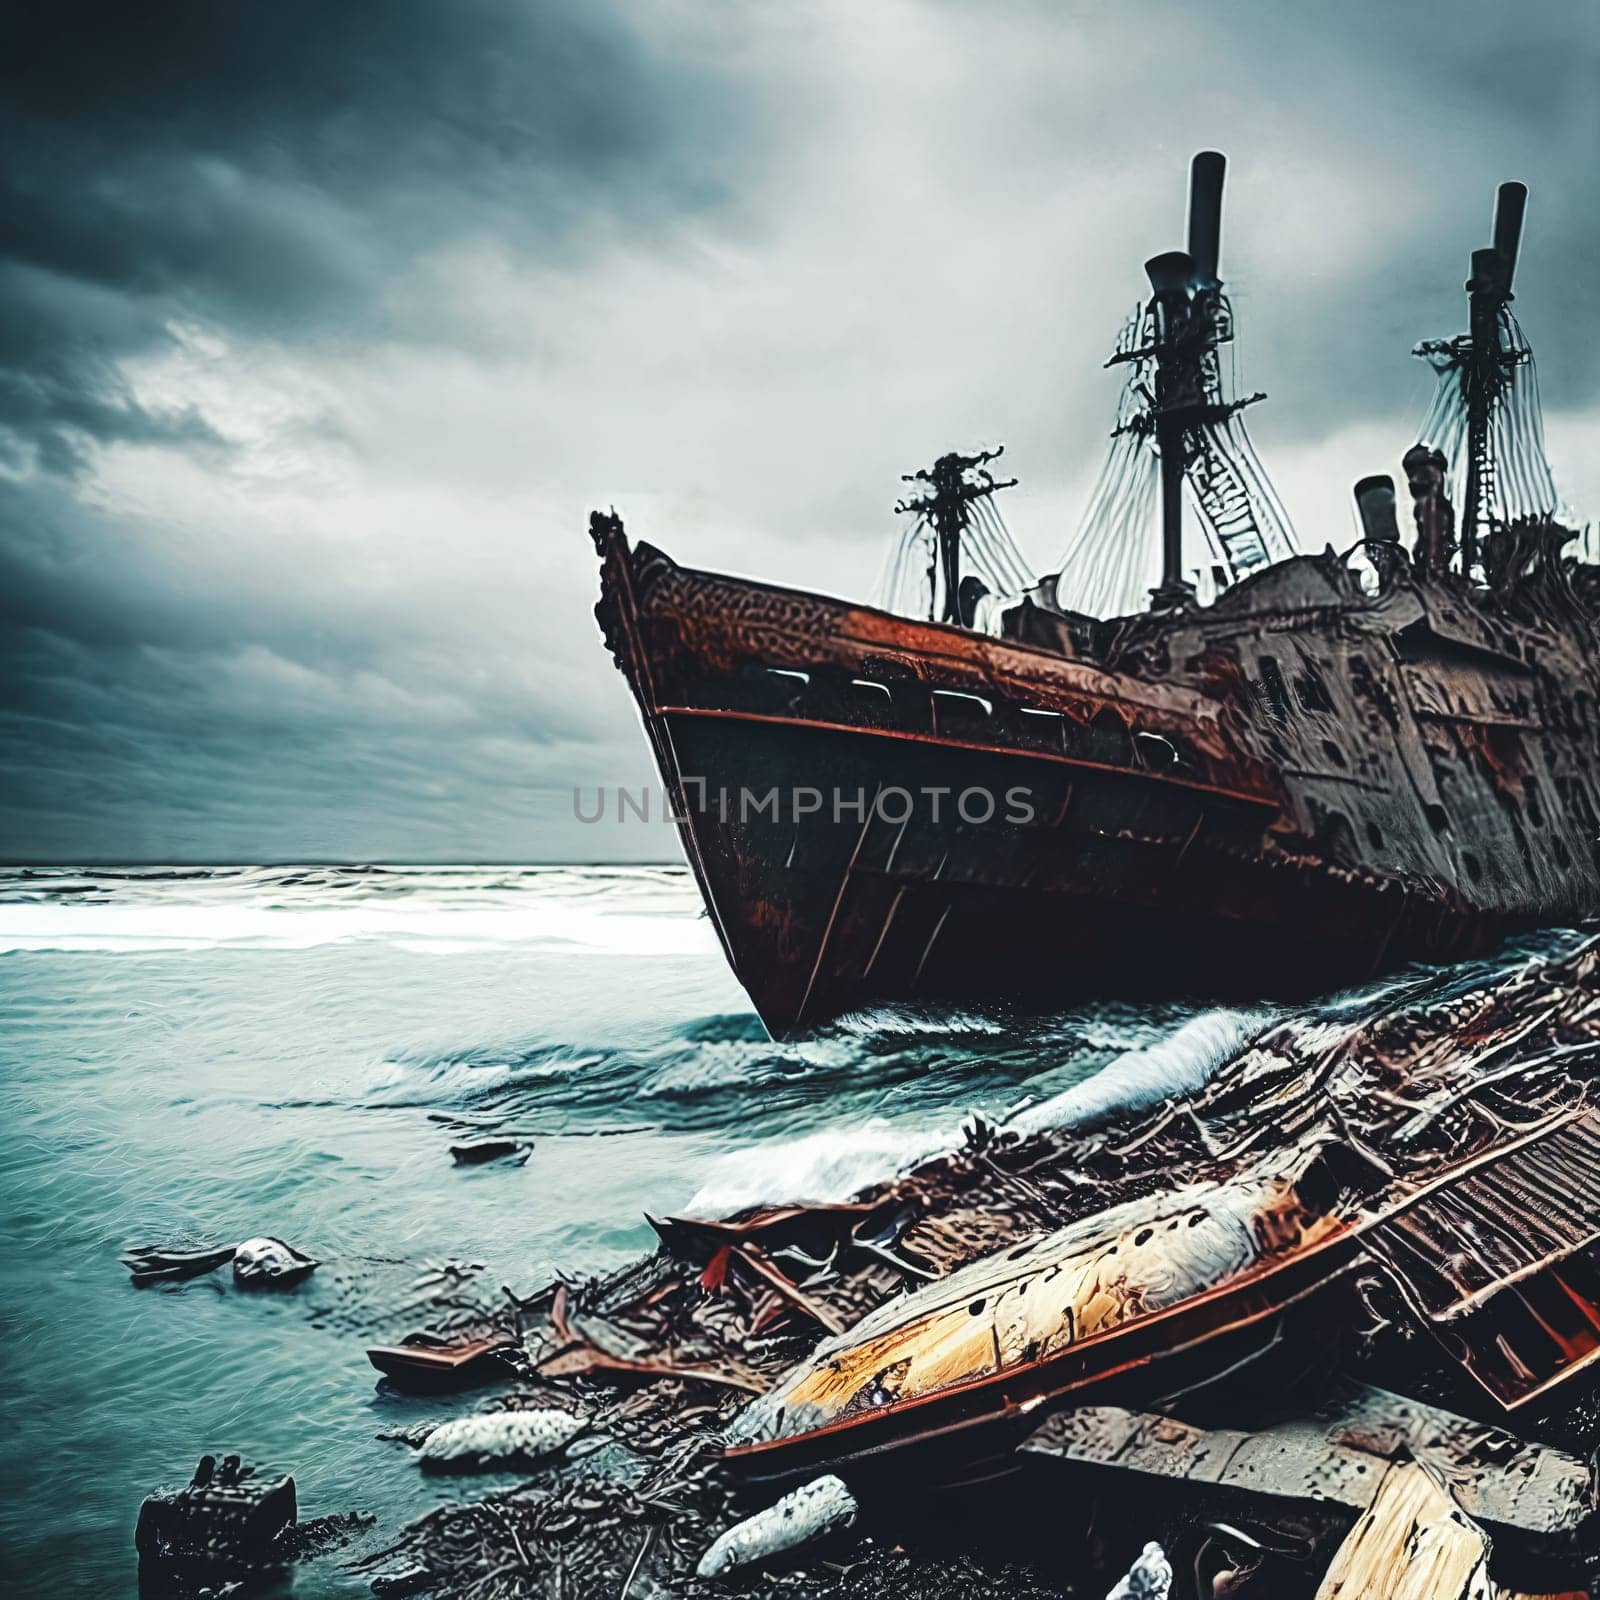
[592,518,1533,1036]
[655,711,1501,1035]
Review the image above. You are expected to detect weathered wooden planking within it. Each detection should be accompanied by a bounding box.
[1021,1383,1593,1536]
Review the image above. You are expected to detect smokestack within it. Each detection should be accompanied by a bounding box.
[1353,475,1401,545]
[1469,246,1508,297]
[1187,151,1226,286]
[1145,250,1196,296]
[1492,181,1527,291]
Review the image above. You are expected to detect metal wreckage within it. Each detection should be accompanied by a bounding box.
[359,934,1600,1598]
[344,160,1600,1599]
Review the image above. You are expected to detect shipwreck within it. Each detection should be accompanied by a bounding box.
[337,149,1600,1600]
[592,153,1599,1036]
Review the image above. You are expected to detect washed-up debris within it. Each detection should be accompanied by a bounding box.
[1105,1541,1171,1600]
[136,1455,296,1568]
[367,1330,522,1391]
[124,1236,317,1289]
[1022,1384,1595,1539]
[361,1465,735,1598]
[1311,1456,1490,1600]
[136,1454,372,1594]
[485,937,1600,1491]
[270,1509,377,1564]
[695,1472,858,1577]
[365,1471,1040,1599]
[375,938,1600,1598]
[535,1279,767,1396]
[449,1138,531,1166]
[232,1236,318,1286]
[417,1407,586,1472]
[364,1265,527,1390]
[714,940,1600,1478]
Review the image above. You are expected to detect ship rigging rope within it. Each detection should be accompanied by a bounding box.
[874,490,1033,621]
[1055,423,1161,618]
[1416,306,1562,531]
[875,515,934,618]
[968,495,1036,595]
[1051,303,1297,619]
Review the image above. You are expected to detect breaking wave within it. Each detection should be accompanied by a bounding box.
[686,1004,1265,1212]
[688,1117,950,1216]
[1006,1006,1271,1135]
[680,935,1578,1215]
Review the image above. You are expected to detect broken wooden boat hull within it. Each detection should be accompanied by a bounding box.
[718,1287,1337,1487]
[721,1151,1363,1481]
[718,1099,1600,1482]
[594,521,1570,1037]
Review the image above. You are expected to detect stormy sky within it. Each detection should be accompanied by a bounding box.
[3,1,1596,864]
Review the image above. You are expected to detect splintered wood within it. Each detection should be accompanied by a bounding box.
[1314,1458,1492,1600]
[718,944,1600,1465]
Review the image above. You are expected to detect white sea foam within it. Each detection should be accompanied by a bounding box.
[688,1117,951,1214]
[639,1034,861,1098]
[687,1006,1268,1213]
[831,1006,1005,1039]
[0,867,714,957]
[1006,1006,1270,1135]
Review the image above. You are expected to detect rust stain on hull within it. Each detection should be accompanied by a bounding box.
[592,515,1597,1036]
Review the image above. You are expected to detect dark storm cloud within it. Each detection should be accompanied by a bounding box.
[1202,0,1600,427]
[0,0,761,860]
[0,467,633,859]
[0,0,751,469]
[1,0,1596,863]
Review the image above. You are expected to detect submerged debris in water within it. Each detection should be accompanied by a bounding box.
[135,1454,370,1593]
[232,1236,318,1286]
[368,1330,523,1392]
[123,1236,317,1288]
[123,1241,237,1287]
[136,1454,297,1570]
[449,1138,531,1166]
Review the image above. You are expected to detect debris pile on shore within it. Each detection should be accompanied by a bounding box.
[320,939,1600,1593]
[347,937,1600,1597]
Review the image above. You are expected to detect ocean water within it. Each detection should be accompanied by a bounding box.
[0,865,1221,1595]
[0,866,1568,1595]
